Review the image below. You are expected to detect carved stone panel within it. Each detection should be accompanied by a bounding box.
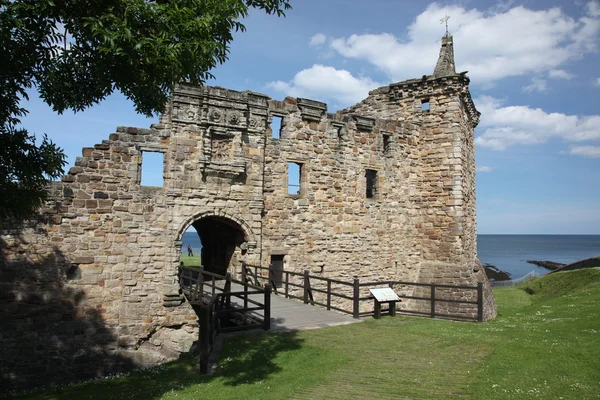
[211,137,233,162]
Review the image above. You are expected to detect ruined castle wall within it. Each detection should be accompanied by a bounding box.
[0,127,196,390]
[1,79,495,389]
[0,86,271,390]
[259,98,423,307]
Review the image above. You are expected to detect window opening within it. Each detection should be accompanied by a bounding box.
[270,115,283,139]
[288,162,302,195]
[66,265,81,281]
[366,169,377,199]
[140,151,164,186]
[421,99,430,111]
[383,134,391,153]
[337,126,343,140]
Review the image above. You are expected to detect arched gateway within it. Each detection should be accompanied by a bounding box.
[176,212,255,276]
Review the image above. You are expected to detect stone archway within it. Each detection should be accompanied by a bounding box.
[193,216,245,275]
[176,212,255,276]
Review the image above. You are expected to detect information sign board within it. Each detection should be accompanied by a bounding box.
[369,287,400,302]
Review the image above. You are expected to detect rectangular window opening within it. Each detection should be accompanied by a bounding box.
[140,151,164,187]
[270,255,284,288]
[337,126,343,140]
[288,162,302,195]
[383,134,391,153]
[270,115,283,139]
[366,169,377,199]
[421,99,430,111]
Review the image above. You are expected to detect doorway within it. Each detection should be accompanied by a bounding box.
[189,216,246,276]
[270,255,284,288]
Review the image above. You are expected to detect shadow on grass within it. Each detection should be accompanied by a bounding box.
[216,321,304,386]
[7,318,304,399]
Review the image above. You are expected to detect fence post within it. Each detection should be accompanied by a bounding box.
[430,285,436,318]
[303,270,310,304]
[327,280,331,310]
[353,277,360,319]
[225,272,232,309]
[285,272,289,298]
[243,269,249,310]
[241,262,247,283]
[264,283,272,331]
[477,282,484,322]
[194,266,205,303]
[198,304,209,374]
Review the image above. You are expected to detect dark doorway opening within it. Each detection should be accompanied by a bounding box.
[270,255,284,288]
[191,216,246,276]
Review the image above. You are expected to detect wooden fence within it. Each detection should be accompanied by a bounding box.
[179,265,272,373]
[241,262,484,322]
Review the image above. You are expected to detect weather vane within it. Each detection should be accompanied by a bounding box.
[440,15,450,35]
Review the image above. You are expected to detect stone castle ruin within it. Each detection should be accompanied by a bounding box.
[0,34,496,390]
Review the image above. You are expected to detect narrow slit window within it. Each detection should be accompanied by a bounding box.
[288,162,302,195]
[140,151,164,186]
[366,169,377,199]
[383,134,391,153]
[421,99,430,111]
[270,115,283,139]
[337,126,343,140]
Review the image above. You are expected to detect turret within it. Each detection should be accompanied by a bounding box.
[433,33,456,78]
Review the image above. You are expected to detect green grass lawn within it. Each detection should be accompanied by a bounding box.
[9,269,600,399]
[179,254,201,267]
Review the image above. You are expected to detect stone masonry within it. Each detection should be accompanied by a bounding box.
[0,33,496,391]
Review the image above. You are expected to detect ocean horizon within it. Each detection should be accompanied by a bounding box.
[182,232,600,280]
[477,234,600,280]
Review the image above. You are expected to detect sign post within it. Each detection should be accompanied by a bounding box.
[369,287,401,319]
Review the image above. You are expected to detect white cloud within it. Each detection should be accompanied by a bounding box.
[309,33,327,47]
[326,2,600,84]
[476,166,494,172]
[595,77,600,87]
[587,1,600,17]
[569,145,600,158]
[548,69,575,79]
[523,77,548,93]
[475,96,600,150]
[267,64,381,105]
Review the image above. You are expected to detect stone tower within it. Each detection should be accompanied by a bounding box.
[0,33,495,391]
[343,33,481,276]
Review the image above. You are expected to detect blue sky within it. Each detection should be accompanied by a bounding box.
[21,0,600,234]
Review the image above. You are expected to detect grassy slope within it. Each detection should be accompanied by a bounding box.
[179,255,201,267]
[9,269,600,400]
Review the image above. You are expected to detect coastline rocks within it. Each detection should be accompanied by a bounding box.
[483,264,511,281]
[526,260,565,270]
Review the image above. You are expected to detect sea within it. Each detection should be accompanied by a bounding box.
[182,232,600,280]
[478,235,600,280]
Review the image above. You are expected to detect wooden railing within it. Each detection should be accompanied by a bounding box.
[179,265,272,373]
[241,262,484,322]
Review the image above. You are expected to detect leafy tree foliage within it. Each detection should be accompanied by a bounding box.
[0,0,290,221]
